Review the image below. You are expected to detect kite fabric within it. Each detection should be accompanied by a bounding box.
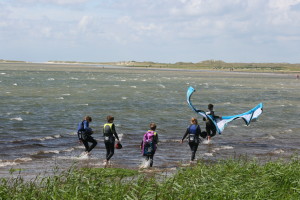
[186,86,263,134]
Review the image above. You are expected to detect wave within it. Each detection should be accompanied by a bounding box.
[62,147,75,152]
[272,149,284,154]
[0,144,84,168]
[282,129,293,134]
[9,143,46,149]
[32,150,60,156]
[55,150,100,161]
[10,117,23,121]
[34,134,62,141]
[158,84,166,88]
[14,157,33,163]
[253,135,276,140]
[11,134,62,143]
[212,146,234,153]
[203,153,214,157]
[56,155,90,160]
[0,157,32,167]
[0,161,18,167]
[67,132,77,136]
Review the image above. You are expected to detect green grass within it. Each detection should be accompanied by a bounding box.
[1,159,300,199]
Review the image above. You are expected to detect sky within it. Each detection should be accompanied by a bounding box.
[1,0,300,63]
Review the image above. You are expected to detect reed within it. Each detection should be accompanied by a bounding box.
[1,159,299,199]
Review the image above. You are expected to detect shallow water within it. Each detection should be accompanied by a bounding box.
[0,63,299,179]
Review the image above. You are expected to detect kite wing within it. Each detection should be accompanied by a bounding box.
[186,86,263,134]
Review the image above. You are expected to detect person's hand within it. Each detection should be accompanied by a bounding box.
[180,140,183,144]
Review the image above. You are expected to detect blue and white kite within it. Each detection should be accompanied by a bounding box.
[187,86,263,134]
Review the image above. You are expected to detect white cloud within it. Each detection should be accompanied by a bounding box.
[1,0,300,63]
[78,16,93,32]
[13,0,89,5]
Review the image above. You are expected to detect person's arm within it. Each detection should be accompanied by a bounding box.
[102,125,105,137]
[197,125,201,135]
[211,111,221,119]
[154,132,159,144]
[181,128,189,143]
[112,124,120,141]
[214,114,221,119]
[196,125,202,140]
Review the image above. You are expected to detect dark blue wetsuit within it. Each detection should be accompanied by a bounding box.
[182,124,201,161]
[103,123,119,161]
[78,120,97,153]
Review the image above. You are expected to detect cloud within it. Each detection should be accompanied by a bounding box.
[78,16,93,32]
[12,0,89,5]
[1,0,300,62]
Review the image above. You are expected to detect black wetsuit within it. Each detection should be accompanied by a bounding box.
[182,124,201,161]
[77,120,97,153]
[205,111,218,138]
[103,123,119,161]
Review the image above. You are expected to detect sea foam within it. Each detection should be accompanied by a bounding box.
[10,117,23,121]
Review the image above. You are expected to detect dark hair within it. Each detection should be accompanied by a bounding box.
[149,123,156,131]
[208,104,214,110]
[107,115,114,123]
[84,116,92,122]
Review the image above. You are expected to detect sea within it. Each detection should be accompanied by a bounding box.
[0,63,299,180]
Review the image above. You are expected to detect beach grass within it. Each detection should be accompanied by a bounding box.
[1,158,300,199]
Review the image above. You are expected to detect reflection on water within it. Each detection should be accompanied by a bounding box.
[0,63,299,178]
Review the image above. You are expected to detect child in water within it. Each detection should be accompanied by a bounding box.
[103,115,120,165]
[181,118,201,161]
[141,123,159,168]
[77,116,97,155]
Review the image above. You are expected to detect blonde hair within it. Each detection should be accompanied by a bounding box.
[191,117,198,125]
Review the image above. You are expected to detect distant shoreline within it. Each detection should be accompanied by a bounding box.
[1,60,299,74]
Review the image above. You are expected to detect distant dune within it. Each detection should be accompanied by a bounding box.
[1,59,299,73]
